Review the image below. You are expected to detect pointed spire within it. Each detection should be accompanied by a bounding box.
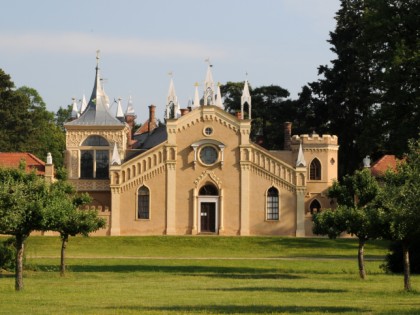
[296,142,307,167]
[116,98,124,121]
[192,82,200,109]
[64,51,125,126]
[165,75,180,119]
[216,82,224,109]
[80,94,87,114]
[111,143,121,166]
[125,96,136,117]
[71,97,79,118]
[203,60,215,105]
[241,79,252,119]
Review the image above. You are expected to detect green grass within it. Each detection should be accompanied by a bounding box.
[1,236,419,314]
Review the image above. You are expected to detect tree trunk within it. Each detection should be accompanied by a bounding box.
[15,234,26,291]
[60,235,68,277]
[402,243,411,291]
[358,239,366,280]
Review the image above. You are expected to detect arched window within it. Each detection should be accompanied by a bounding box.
[199,184,218,196]
[309,199,322,215]
[137,186,150,219]
[310,158,321,180]
[80,136,110,179]
[267,187,279,220]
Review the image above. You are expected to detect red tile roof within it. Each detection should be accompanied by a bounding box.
[370,155,398,177]
[0,153,46,175]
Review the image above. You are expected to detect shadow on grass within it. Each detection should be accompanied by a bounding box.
[208,286,347,293]
[109,304,366,314]
[35,264,302,279]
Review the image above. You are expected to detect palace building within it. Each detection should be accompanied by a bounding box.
[64,56,338,236]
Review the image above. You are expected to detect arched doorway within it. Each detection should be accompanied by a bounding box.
[198,184,219,233]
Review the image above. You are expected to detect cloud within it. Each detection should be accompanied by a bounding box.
[0,31,228,59]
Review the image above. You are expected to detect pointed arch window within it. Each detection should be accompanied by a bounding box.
[199,184,218,196]
[137,186,150,219]
[80,135,110,179]
[310,158,321,180]
[266,187,279,220]
[309,199,322,215]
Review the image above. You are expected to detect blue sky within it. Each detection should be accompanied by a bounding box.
[0,0,340,120]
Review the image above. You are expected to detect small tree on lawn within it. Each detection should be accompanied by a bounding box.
[313,169,384,279]
[380,137,420,291]
[44,181,106,276]
[0,167,50,291]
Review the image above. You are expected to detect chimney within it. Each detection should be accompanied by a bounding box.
[284,122,292,150]
[148,104,156,134]
[180,108,189,116]
[235,111,242,120]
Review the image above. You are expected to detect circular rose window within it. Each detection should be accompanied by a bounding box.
[199,146,218,165]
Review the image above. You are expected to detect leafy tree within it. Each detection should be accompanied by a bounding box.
[0,166,50,290]
[17,86,66,167]
[0,69,66,167]
[43,181,106,276]
[380,136,420,291]
[56,104,72,131]
[221,82,293,149]
[313,169,383,279]
[309,0,420,177]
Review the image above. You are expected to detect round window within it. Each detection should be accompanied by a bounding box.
[199,146,218,165]
[203,127,213,136]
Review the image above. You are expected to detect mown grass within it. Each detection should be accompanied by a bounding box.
[1,236,419,315]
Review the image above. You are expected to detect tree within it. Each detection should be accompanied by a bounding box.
[0,69,66,167]
[380,136,420,291]
[43,181,106,276]
[309,0,420,177]
[221,82,293,149]
[0,166,50,290]
[313,169,383,279]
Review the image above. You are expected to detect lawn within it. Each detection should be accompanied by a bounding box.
[0,236,419,315]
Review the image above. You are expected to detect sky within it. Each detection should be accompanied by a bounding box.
[0,0,340,121]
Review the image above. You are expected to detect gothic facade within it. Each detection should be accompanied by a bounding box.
[64,57,338,236]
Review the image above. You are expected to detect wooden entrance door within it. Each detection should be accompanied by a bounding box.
[200,202,216,232]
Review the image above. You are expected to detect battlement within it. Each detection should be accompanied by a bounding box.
[291,134,338,146]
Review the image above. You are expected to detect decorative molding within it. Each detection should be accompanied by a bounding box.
[193,170,222,189]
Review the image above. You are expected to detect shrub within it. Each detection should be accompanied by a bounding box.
[0,238,16,271]
[382,241,420,274]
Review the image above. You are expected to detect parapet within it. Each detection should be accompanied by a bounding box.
[291,134,338,146]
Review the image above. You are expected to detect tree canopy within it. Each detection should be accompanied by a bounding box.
[0,69,66,167]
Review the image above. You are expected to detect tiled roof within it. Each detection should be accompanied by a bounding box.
[0,152,46,175]
[371,155,397,177]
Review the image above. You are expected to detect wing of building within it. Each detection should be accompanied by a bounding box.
[64,57,339,236]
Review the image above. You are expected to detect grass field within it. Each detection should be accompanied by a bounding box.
[0,236,419,314]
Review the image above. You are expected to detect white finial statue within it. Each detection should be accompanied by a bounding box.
[363,155,371,168]
[46,152,53,165]
[111,143,121,165]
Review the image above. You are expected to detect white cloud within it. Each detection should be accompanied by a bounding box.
[0,31,228,59]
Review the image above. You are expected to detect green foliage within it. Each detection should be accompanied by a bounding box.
[43,181,105,239]
[309,0,420,177]
[314,169,383,240]
[0,238,16,271]
[382,241,420,274]
[0,69,66,167]
[0,168,49,236]
[381,137,420,243]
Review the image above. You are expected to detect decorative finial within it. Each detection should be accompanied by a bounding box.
[96,50,100,67]
[168,71,173,78]
[205,58,213,67]
[194,82,199,87]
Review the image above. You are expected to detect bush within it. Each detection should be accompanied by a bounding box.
[0,238,16,271]
[382,241,420,274]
